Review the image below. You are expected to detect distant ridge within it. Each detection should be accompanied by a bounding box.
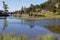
[13,0,60,15]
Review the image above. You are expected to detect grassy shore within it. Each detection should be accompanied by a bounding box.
[18,15,60,20]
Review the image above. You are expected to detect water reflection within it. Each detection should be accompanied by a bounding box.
[0,17,60,37]
[21,20,35,29]
[28,21,35,29]
[3,17,7,30]
[30,24,34,29]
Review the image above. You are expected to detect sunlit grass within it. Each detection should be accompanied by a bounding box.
[0,33,59,40]
[36,34,58,40]
[0,33,28,40]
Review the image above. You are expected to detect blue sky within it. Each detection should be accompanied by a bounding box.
[0,0,48,12]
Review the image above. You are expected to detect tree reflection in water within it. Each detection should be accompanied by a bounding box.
[29,22,35,29]
[3,17,7,30]
[25,20,35,29]
[30,24,34,29]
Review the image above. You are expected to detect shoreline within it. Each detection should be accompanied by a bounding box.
[18,15,60,20]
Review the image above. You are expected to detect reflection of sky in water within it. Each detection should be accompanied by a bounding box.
[0,18,60,37]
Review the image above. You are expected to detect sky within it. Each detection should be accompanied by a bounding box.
[0,0,48,12]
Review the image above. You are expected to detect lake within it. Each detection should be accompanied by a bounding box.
[0,17,60,39]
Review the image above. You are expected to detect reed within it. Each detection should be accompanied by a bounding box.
[36,34,58,40]
[0,33,28,40]
[0,33,59,40]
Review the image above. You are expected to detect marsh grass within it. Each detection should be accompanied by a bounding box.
[0,33,28,40]
[36,34,58,40]
[0,33,59,40]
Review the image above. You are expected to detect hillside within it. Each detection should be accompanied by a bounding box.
[29,0,60,12]
[23,0,60,13]
[12,0,60,17]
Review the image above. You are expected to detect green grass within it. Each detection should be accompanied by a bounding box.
[0,33,28,40]
[36,34,58,40]
[0,33,59,40]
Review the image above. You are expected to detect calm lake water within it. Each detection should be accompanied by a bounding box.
[0,17,60,38]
